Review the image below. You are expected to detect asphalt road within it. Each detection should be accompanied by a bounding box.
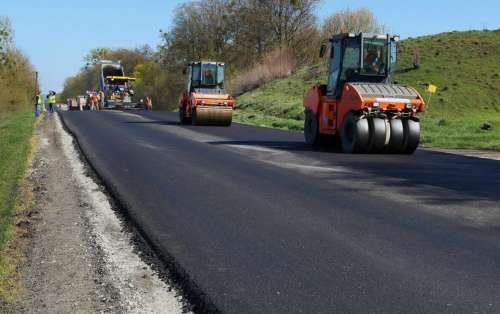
[60,110,500,314]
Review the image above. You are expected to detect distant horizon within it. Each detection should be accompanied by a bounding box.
[3,0,500,92]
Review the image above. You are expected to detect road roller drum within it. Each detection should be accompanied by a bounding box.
[193,106,232,126]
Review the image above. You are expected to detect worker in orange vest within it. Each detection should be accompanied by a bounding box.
[90,93,99,111]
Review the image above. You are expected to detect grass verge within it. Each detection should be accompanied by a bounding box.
[0,108,36,303]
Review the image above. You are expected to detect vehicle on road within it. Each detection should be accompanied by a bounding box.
[304,33,425,154]
[98,60,140,110]
[179,61,234,126]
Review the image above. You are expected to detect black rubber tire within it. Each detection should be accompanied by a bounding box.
[191,108,198,125]
[402,119,420,154]
[340,112,370,153]
[304,110,320,146]
[368,117,388,153]
[387,119,405,153]
[179,107,191,124]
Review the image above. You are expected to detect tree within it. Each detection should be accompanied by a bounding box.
[83,47,149,75]
[0,16,13,65]
[0,16,36,108]
[258,0,320,49]
[322,7,384,39]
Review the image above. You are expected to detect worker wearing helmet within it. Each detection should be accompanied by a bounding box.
[47,91,56,113]
[90,92,99,111]
[35,93,42,117]
[98,90,105,109]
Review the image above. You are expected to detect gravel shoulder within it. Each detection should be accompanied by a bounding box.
[3,113,187,313]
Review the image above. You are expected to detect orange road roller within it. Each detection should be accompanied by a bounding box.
[179,61,234,126]
[304,33,425,154]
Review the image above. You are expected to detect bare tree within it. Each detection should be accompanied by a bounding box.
[322,7,384,38]
[259,0,320,48]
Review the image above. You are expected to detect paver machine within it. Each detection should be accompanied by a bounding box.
[179,61,234,126]
[98,60,139,109]
[304,33,425,154]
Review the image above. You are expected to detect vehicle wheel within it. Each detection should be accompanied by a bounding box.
[179,107,191,124]
[368,117,388,153]
[304,110,320,145]
[191,108,198,125]
[340,112,370,153]
[387,118,404,153]
[402,119,420,154]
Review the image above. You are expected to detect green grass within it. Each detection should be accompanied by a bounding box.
[234,29,500,149]
[0,107,36,303]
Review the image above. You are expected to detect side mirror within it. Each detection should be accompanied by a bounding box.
[319,44,327,58]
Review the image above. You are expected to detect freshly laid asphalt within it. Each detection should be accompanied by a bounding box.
[60,110,500,314]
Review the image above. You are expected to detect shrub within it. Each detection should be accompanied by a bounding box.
[227,47,296,96]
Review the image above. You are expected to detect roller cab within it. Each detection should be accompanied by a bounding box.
[179,61,234,126]
[304,33,425,154]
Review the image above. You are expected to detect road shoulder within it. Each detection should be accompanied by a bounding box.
[3,113,187,313]
[425,147,500,161]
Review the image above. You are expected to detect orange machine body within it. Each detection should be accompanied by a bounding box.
[304,83,426,136]
[180,91,234,118]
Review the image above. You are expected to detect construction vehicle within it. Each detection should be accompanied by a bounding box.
[179,61,233,126]
[97,60,139,109]
[304,33,425,154]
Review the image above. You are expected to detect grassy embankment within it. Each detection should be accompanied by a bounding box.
[234,30,500,149]
[0,107,36,302]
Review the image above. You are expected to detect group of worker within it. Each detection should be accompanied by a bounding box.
[35,90,153,116]
[35,91,56,117]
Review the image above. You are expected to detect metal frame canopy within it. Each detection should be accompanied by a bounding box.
[328,32,400,76]
[106,76,136,81]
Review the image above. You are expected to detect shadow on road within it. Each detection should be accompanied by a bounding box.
[125,120,182,126]
[207,140,342,153]
[210,139,500,204]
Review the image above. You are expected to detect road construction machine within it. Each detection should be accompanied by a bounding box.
[98,60,139,109]
[304,33,425,154]
[179,61,234,126]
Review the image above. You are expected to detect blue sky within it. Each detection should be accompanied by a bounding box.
[3,0,500,91]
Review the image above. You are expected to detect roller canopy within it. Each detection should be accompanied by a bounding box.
[350,83,419,100]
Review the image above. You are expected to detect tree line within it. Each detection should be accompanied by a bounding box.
[0,16,37,111]
[60,2,384,110]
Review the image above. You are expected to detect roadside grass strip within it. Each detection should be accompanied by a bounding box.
[0,108,36,303]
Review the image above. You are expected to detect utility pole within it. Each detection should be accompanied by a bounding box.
[35,71,39,96]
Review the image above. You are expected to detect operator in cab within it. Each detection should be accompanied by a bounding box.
[364,46,385,75]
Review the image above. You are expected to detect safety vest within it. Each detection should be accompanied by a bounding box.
[48,94,56,104]
[37,95,42,105]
